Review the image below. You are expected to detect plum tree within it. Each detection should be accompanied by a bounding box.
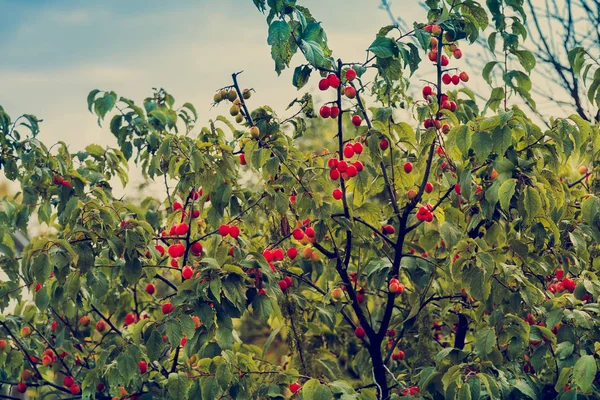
[0,0,599,399]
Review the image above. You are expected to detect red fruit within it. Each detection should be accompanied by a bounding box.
[454,184,461,195]
[258,288,267,295]
[162,303,174,314]
[61,180,70,187]
[343,145,355,158]
[424,118,433,128]
[155,245,165,257]
[355,326,366,339]
[407,189,417,199]
[125,313,136,325]
[351,115,362,127]
[327,157,339,169]
[17,382,27,394]
[422,86,433,98]
[42,355,52,366]
[289,195,296,204]
[284,276,293,288]
[397,350,406,360]
[449,101,457,112]
[428,50,438,62]
[180,336,187,346]
[344,86,356,99]
[63,376,74,388]
[382,225,395,235]
[190,189,200,200]
[287,247,298,259]
[182,266,193,280]
[441,55,449,66]
[229,225,240,239]
[68,384,80,395]
[337,160,348,172]
[442,73,452,85]
[305,227,315,238]
[451,75,460,85]
[176,223,189,236]
[354,161,364,172]
[79,316,90,327]
[459,71,469,82]
[425,24,433,32]
[290,382,301,394]
[292,228,305,240]
[328,73,341,88]
[218,224,230,237]
[168,245,180,258]
[555,269,565,281]
[0,339,7,352]
[138,361,147,374]
[333,188,343,200]
[191,241,203,256]
[425,182,434,193]
[431,24,442,36]
[442,124,450,134]
[379,139,389,150]
[262,249,273,262]
[345,69,357,81]
[145,283,156,295]
[96,320,106,332]
[329,106,340,118]
[173,201,183,211]
[353,142,363,154]
[453,48,462,59]
[329,169,340,180]
[346,165,358,177]
[562,277,576,292]
[318,78,330,91]
[239,154,246,165]
[278,280,288,291]
[273,248,285,261]
[96,383,105,391]
[403,162,413,173]
[319,105,331,119]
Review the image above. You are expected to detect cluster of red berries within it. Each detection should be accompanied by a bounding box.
[328,157,364,182]
[388,278,405,294]
[391,350,405,361]
[62,376,81,395]
[292,225,315,241]
[381,225,395,235]
[348,272,367,303]
[318,70,359,119]
[402,386,420,397]
[169,222,189,236]
[182,265,194,280]
[548,269,577,294]
[167,242,186,258]
[442,71,469,85]
[218,224,240,238]
[278,276,294,292]
[416,204,434,222]
[53,174,71,188]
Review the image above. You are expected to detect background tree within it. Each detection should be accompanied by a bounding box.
[1,1,599,399]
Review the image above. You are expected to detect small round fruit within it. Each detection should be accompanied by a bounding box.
[403,162,413,173]
[442,73,452,85]
[425,182,434,193]
[287,247,298,259]
[346,165,358,177]
[355,326,366,339]
[345,69,357,81]
[213,92,222,103]
[453,48,462,59]
[219,224,230,237]
[407,189,417,199]
[95,320,106,332]
[293,228,305,240]
[441,55,449,66]
[17,382,27,394]
[353,142,363,154]
[329,106,340,118]
[290,382,301,394]
[354,161,364,172]
[278,280,288,291]
[239,154,246,165]
[124,313,136,325]
[0,340,6,352]
[451,75,460,85]
[42,355,52,366]
[331,287,344,300]
[344,86,356,99]
[422,86,433,99]
[379,139,389,150]
[229,105,240,116]
[79,316,90,327]
[343,145,355,158]
[242,88,252,99]
[229,225,240,239]
[250,126,260,138]
[490,169,498,181]
[227,90,237,102]
[459,71,469,82]
[442,124,450,134]
[319,105,331,119]
[431,25,442,36]
[397,350,405,360]
[139,360,147,374]
[182,266,193,280]
[318,78,330,91]
[351,115,362,127]
[21,326,31,337]
[162,303,174,314]
[63,376,75,388]
[333,188,343,200]
[329,169,340,181]
[428,50,438,62]
[235,114,244,123]
[327,73,341,88]
[302,247,313,259]
[579,166,588,175]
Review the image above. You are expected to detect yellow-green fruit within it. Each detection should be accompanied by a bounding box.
[213,92,222,103]
[250,126,260,138]
[243,89,251,100]
[227,90,237,102]
[230,105,240,116]
[302,247,313,259]
[220,90,228,99]
[235,114,244,123]
[233,98,241,106]
[331,287,343,301]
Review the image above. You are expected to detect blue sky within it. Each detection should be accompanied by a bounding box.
[0,0,419,151]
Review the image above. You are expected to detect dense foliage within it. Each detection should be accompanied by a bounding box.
[1,0,599,399]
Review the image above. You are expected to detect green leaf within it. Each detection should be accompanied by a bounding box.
[146,328,165,362]
[302,379,332,400]
[573,355,596,393]
[474,326,496,355]
[471,132,492,161]
[300,40,326,67]
[368,36,399,58]
[498,179,517,211]
[168,372,191,400]
[292,65,312,89]
[457,383,472,400]
[454,125,471,158]
[524,186,542,222]
[252,293,273,322]
[31,253,51,285]
[482,61,498,85]
[514,50,536,73]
